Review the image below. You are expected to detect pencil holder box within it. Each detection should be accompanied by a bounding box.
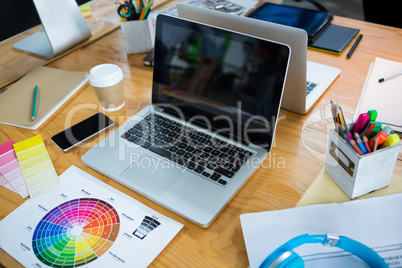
[121,19,154,54]
[325,126,400,199]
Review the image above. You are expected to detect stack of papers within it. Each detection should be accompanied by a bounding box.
[0,166,183,267]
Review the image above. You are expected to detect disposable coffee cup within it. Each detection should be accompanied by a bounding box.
[89,64,125,112]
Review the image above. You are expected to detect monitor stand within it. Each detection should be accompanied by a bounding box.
[14,0,92,59]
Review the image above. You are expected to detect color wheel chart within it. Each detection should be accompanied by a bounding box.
[32,198,120,267]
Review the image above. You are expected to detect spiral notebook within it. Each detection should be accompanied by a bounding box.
[0,66,88,130]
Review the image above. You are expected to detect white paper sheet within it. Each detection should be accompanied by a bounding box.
[0,166,183,268]
[353,57,402,133]
[241,194,402,268]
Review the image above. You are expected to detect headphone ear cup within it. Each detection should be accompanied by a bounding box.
[277,252,304,268]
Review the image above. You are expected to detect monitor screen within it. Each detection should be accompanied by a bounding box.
[0,0,90,43]
[152,15,290,150]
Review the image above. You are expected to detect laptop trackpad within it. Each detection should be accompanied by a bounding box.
[119,154,182,196]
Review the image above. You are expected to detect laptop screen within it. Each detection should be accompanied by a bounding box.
[152,14,290,150]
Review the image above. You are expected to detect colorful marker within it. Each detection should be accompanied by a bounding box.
[369,131,387,150]
[353,113,370,134]
[368,122,382,139]
[381,126,392,136]
[380,133,400,148]
[367,110,377,122]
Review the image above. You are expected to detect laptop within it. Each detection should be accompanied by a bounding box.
[82,14,290,227]
[177,4,341,114]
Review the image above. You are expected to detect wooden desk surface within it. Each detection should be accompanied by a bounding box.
[1,12,401,267]
[0,0,172,89]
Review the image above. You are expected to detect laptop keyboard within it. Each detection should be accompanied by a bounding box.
[121,113,253,186]
[306,81,318,96]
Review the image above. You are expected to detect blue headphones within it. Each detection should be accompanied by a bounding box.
[259,234,389,268]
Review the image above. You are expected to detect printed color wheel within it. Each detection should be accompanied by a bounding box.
[32,198,120,267]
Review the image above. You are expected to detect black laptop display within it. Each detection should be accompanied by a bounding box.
[152,15,290,149]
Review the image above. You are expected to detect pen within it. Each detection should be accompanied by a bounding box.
[31,85,39,121]
[346,34,362,59]
[143,4,152,19]
[378,69,402,83]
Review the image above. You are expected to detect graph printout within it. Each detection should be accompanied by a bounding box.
[0,140,29,198]
[0,166,183,268]
[13,135,60,197]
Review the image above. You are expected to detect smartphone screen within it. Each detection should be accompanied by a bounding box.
[247,3,333,38]
[51,113,114,152]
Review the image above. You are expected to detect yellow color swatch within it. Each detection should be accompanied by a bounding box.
[14,135,60,197]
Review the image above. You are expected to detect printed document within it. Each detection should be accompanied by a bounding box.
[241,194,402,268]
[0,166,183,267]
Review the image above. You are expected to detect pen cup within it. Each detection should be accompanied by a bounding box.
[121,19,154,54]
[89,64,125,112]
[325,125,400,199]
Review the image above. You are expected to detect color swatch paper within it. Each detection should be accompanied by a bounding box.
[0,166,183,267]
[13,135,60,197]
[0,140,28,198]
[0,173,16,193]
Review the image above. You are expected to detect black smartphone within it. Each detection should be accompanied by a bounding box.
[51,113,114,152]
[247,3,333,40]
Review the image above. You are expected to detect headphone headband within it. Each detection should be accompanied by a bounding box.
[259,233,388,268]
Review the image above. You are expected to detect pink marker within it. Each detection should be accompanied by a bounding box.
[353,113,370,134]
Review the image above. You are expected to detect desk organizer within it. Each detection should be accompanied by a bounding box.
[325,126,400,199]
[121,19,154,54]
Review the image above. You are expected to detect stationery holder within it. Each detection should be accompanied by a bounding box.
[325,125,400,199]
[121,19,154,54]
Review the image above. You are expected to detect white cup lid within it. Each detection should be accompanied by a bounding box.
[89,64,124,87]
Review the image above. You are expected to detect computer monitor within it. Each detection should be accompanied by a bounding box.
[1,0,92,58]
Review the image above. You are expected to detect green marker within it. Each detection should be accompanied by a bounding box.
[367,110,377,122]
